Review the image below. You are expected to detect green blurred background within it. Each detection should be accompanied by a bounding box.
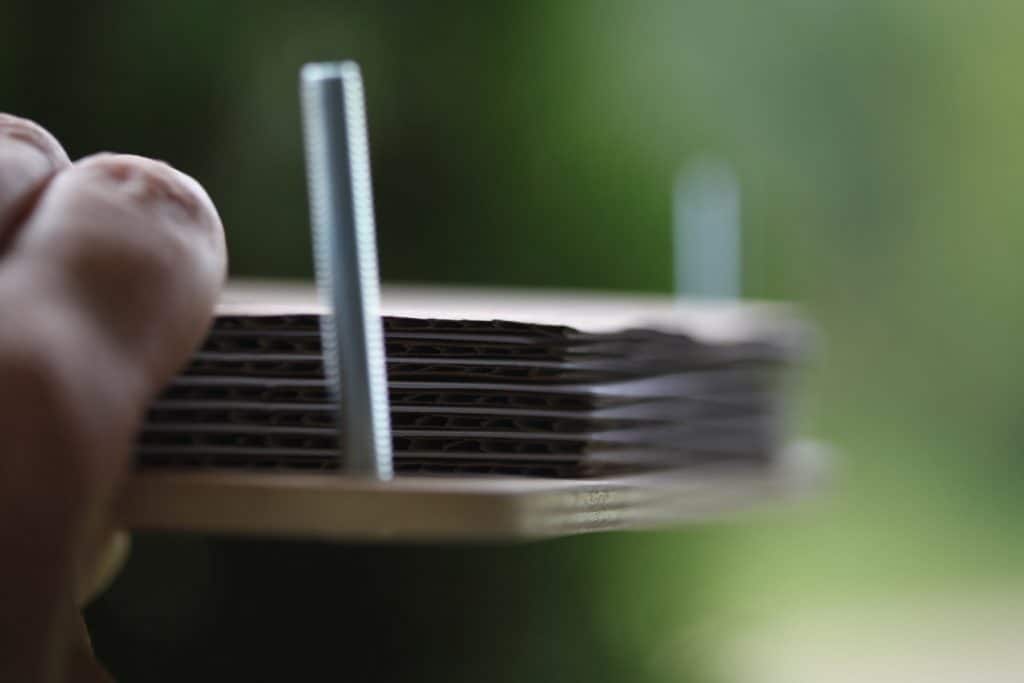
[5,1,1024,680]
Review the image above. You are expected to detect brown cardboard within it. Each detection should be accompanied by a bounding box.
[122,280,817,540]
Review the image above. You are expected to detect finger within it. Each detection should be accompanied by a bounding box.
[6,152,227,395]
[0,151,227,518]
[67,612,115,683]
[0,153,225,681]
[72,530,131,683]
[0,114,71,251]
[76,531,131,608]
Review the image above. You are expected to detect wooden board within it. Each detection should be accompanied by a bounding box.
[122,441,826,541]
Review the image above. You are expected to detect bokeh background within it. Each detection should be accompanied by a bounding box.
[5,1,1024,680]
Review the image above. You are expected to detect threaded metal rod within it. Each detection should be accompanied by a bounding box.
[299,61,393,479]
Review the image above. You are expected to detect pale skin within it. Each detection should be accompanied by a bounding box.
[0,113,227,681]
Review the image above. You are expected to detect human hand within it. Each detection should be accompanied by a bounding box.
[0,114,226,681]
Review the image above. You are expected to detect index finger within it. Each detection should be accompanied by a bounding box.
[0,114,71,251]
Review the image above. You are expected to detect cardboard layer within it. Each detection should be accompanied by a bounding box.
[139,282,794,477]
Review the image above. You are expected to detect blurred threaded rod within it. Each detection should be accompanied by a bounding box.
[299,61,393,479]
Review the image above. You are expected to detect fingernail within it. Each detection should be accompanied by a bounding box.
[87,155,204,223]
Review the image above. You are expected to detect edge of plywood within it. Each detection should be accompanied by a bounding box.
[120,442,827,542]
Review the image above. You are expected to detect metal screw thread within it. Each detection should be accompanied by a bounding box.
[300,61,393,479]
